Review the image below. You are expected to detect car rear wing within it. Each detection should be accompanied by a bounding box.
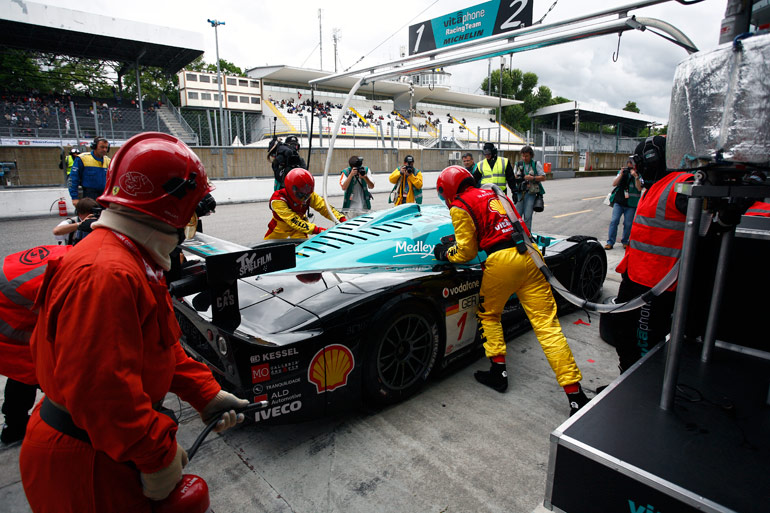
[172,233,297,331]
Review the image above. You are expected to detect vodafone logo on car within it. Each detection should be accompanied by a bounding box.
[442,280,480,299]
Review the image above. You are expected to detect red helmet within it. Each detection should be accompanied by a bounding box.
[284,168,314,205]
[437,165,475,207]
[98,132,213,228]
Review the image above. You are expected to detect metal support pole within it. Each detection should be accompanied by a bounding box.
[242,112,247,144]
[497,59,503,146]
[660,188,704,410]
[135,61,145,130]
[92,101,99,136]
[209,19,228,177]
[207,109,215,147]
[69,100,80,143]
[109,109,114,140]
[701,228,735,363]
[55,108,62,143]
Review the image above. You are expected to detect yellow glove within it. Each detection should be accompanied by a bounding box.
[141,441,188,500]
[199,390,249,433]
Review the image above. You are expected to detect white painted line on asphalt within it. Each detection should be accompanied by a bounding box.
[553,209,593,218]
[582,195,606,200]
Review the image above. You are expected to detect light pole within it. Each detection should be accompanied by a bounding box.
[208,18,228,177]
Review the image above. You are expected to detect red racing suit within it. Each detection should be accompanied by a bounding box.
[264,189,344,239]
[447,187,582,387]
[0,245,71,385]
[20,228,221,513]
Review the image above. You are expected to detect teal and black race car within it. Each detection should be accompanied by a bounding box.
[171,203,606,424]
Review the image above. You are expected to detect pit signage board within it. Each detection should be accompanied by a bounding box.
[408,0,533,55]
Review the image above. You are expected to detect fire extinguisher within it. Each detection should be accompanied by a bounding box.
[50,197,69,217]
[151,401,267,513]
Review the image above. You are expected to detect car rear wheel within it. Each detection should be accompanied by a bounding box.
[363,299,440,405]
[572,245,607,302]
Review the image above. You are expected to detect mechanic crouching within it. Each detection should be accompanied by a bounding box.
[434,166,589,415]
[20,132,249,513]
[264,167,346,239]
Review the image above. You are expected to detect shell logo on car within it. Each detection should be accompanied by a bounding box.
[308,344,354,393]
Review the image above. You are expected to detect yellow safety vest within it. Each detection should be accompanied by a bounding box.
[477,157,508,193]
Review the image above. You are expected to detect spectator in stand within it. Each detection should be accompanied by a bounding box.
[68,136,110,206]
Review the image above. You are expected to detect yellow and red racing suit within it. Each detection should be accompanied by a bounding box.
[264,189,344,239]
[447,187,582,387]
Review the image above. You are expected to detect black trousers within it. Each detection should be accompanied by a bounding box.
[2,378,38,427]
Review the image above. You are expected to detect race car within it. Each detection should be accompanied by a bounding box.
[171,203,607,424]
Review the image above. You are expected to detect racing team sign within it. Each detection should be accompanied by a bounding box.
[408,0,533,55]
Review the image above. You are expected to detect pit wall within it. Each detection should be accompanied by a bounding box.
[0,146,627,187]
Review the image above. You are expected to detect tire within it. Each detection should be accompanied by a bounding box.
[599,296,618,347]
[363,299,440,405]
[572,245,607,302]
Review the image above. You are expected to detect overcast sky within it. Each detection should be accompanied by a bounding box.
[41,0,727,121]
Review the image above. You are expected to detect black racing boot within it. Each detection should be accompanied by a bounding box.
[1,419,28,445]
[474,362,508,393]
[566,384,589,416]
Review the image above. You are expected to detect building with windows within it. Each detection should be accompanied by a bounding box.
[178,71,262,111]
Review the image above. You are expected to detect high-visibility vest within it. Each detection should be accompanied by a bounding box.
[0,245,71,384]
[477,157,508,192]
[616,172,693,290]
[746,201,770,217]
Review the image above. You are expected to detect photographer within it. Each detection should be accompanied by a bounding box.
[340,155,375,218]
[513,145,546,230]
[52,197,101,246]
[268,135,306,191]
[388,155,423,206]
[605,157,642,250]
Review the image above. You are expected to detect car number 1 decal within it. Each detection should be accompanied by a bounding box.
[444,293,479,355]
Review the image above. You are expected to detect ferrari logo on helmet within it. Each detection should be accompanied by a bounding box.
[119,171,155,196]
[112,186,120,195]
[489,198,507,216]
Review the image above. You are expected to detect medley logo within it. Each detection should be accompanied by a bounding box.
[442,280,480,298]
[395,240,434,259]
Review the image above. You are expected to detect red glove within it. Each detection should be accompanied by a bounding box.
[339,217,347,223]
[312,226,326,234]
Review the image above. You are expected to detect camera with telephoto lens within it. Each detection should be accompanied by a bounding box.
[354,158,366,175]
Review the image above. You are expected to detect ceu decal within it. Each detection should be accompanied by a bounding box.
[119,171,154,196]
[308,344,354,393]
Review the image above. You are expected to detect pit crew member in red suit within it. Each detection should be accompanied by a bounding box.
[0,245,71,445]
[264,167,346,239]
[20,132,249,513]
[434,166,589,415]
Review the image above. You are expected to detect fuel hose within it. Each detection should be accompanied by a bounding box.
[482,184,678,313]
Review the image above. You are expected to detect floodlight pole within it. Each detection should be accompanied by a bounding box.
[208,18,228,178]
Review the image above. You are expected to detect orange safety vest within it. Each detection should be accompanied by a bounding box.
[616,171,693,290]
[452,187,526,250]
[0,245,71,384]
[746,201,770,217]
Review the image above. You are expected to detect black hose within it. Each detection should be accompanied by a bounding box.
[186,401,268,461]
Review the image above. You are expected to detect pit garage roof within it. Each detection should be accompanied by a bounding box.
[246,65,519,109]
[532,101,668,136]
[0,0,203,74]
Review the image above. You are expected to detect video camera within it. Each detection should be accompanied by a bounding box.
[354,158,366,175]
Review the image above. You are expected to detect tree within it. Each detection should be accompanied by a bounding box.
[623,101,640,113]
[187,56,243,76]
[480,67,567,133]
